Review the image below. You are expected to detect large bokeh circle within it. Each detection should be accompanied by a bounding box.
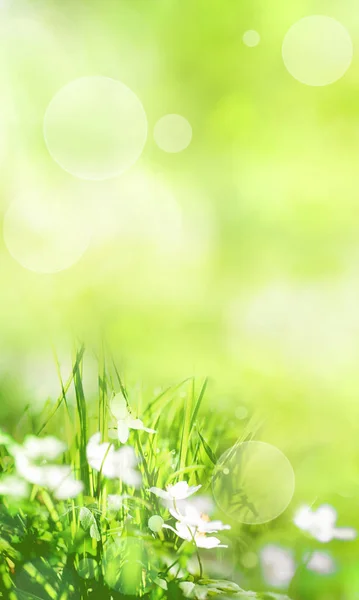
[212,441,295,524]
[44,76,148,180]
[282,16,353,86]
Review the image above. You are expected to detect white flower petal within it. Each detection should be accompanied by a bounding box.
[113,446,141,487]
[42,465,72,489]
[316,505,337,529]
[86,433,114,473]
[307,551,336,575]
[149,487,170,500]
[196,535,224,549]
[333,527,357,541]
[117,420,130,444]
[54,477,84,500]
[199,520,231,533]
[0,476,29,498]
[169,481,201,500]
[294,505,313,531]
[108,494,125,510]
[169,506,230,533]
[261,544,295,588]
[111,394,129,420]
[128,418,146,431]
[175,521,195,541]
[22,435,66,461]
[163,523,179,535]
[128,418,156,435]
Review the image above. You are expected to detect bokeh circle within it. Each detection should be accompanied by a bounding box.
[243,30,260,47]
[3,192,90,274]
[282,16,353,86]
[44,76,148,180]
[154,114,192,153]
[212,441,295,524]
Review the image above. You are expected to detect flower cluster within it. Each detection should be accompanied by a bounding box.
[0,434,83,500]
[294,504,356,543]
[150,481,231,549]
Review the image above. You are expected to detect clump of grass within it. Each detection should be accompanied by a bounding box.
[0,348,290,600]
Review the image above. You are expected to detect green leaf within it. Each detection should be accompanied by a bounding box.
[79,507,100,541]
[198,431,217,465]
[90,522,101,541]
[190,378,208,430]
[79,507,93,531]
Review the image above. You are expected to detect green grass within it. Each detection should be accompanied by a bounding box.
[0,347,293,599]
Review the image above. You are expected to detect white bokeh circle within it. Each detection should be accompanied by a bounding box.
[154,114,192,153]
[282,16,353,86]
[212,441,295,524]
[243,30,260,47]
[43,76,148,180]
[3,190,91,274]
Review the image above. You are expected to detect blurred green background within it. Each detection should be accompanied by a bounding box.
[1,0,359,578]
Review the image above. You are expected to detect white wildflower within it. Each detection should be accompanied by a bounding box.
[294,504,357,543]
[149,481,201,502]
[21,435,66,461]
[306,551,336,575]
[54,476,84,500]
[11,436,83,500]
[169,504,230,534]
[163,521,228,549]
[110,394,156,444]
[86,433,141,487]
[0,475,29,498]
[260,544,296,588]
[107,494,125,511]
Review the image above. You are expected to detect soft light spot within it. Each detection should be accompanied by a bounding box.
[154,114,192,153]
[235,406,248,420]
[148,515,164,533]
[213,441,295,524]
[260,545,296,588]
[44,76,148,180]
[243,30,260,47]
[282,16,353,86]
[3,188,90,273]
[89,169,182,254]
[306,551,336,575]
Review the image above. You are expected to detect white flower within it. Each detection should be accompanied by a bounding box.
[169,504,230,534]
[162,494,230,550]
[10,436,83,500]
[163,521,228,549]
[0,475,29,498]
[86,433,115,475]
[21,435,66,461]
[110,395,156,443]
[54,476,84,500]
[306,551,336,575]
[149,481,201,502]
[14,453,83,499]
[260,544,296,588]
[86,433,141,487]
[294,504,357,543]
[108,494,125,511]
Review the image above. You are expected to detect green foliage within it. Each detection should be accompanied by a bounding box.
[0,350,292,600]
